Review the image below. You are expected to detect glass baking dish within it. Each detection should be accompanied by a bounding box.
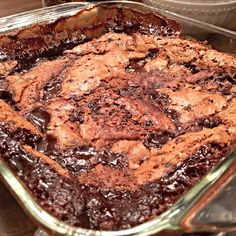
[0,1,236,236]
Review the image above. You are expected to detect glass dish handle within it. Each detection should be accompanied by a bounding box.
[179,152,236,233]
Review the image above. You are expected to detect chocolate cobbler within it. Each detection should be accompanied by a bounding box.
[0,6,236,231]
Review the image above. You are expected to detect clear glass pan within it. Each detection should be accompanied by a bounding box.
[0,1,236,235]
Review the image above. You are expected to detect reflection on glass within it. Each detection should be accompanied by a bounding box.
[192,176,236,228]
[42,0,87,7]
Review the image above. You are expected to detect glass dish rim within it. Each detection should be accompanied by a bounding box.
[0,1,236,235]
[0,1,236,39]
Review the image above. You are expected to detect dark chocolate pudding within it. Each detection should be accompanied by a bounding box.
[0,11,236,230]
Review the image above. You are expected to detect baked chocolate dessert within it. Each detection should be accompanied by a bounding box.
[0,7,236,231]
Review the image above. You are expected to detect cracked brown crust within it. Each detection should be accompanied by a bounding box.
[0,29,236,230]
